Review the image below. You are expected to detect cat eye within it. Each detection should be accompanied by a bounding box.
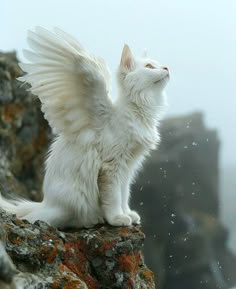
[145,63,155,69]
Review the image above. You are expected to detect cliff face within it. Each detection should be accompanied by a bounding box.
[0,52,50,202]
[132,114,236,289]
[0,53,155,289]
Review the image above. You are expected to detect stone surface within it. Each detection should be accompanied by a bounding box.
[0,209,154,289]
[0,51,50,201]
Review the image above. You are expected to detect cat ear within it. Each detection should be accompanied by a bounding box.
[142,49,148,58]
[120,44,135,72]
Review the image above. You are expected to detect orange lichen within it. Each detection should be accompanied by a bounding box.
[118,227,132,237]
[142,269,155,281]
[52,278,83,289]
[99,240,116,253]
[38,241,61,263]
[59,277,83,289]
[58,264,70,272]
[2,103,23,122]
[46,246,59,263]
[135,252,142,265]
[54,265,86,289]
[51,279,60,289]
[63,241,99,289]
[64,251,87,276]
[10,236,23,245]
[118,254,138,274]
[42,234,57,242]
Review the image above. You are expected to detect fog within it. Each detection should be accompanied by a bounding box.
[2,0,236,251]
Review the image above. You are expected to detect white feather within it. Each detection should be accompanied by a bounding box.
[18,27,113,136]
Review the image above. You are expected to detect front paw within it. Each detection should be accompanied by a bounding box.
[107,214,132,226]
[128,210,141,224]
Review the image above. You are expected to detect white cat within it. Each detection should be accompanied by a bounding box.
[0,27,169,228]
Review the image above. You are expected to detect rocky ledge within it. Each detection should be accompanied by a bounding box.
[0,209,154,289]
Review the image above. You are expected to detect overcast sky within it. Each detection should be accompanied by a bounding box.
[1,0,236,168]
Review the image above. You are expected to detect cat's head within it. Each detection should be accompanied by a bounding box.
[117,44,169,97]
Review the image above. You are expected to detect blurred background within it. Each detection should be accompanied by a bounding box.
[1,0,236,288]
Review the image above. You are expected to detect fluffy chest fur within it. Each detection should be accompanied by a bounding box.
[98,109,158,166]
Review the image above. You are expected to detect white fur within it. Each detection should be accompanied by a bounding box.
[0,28,169,228]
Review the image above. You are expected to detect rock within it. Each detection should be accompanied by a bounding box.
[0,209,154,289]
[0,226,18,288]
[0,52,50,201]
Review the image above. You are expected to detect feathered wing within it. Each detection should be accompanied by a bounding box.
[18,26,113,135]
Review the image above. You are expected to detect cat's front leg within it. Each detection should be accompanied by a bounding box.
[121,180,141,225]
[99,171,132,226]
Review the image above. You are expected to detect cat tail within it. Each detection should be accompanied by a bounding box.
[0,193,41,219]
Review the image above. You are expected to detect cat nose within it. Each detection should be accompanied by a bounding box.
[162,66,169,71]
